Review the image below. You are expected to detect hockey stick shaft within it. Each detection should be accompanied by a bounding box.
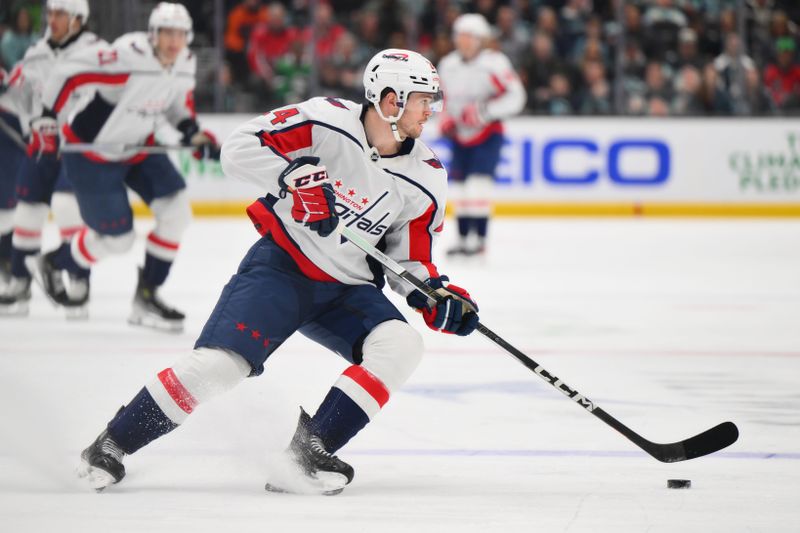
[337,224,738,462]
[0,116,28,152]
[59,143,194,154]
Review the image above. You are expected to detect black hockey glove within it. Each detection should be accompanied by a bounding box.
[278,156,339,238]
[177,118,221,160]
[407,276,479,336]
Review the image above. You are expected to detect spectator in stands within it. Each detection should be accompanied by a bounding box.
[742,65,778,115]
[302,1,345,59]
[0,7,36,69]
[543,72,575,115]
[700,62,735,115]
[571,15,608,67]
[647,96,671,116]
[247,3,301,103]
[674,28,703,70]
[577,59,611,115]
[645,61,674,103]
[623,4,644,46]
[671,65,704,115]
[353,9,382,58]
[495,5,529,67]
[320,32,366,101]
[560,0,592,53]
[521,32,571,113]
[713,33,756,104]
[224,0,268,84]
[643,0,687,62]
[534,6,567,56]
[763,37,800,112]
[272,39,311,105]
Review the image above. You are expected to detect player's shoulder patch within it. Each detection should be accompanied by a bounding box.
[423,157,443,169]
[324,96,349,109]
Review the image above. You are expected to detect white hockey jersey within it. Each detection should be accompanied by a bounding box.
[0,31,105,136]
[437,48,526,146]
[221,97,448,296]
[41,32,196,162]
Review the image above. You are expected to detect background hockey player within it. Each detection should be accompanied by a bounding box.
[0,0,103,317]
[438,13,525,256]
[31,2,221,331]
[77,48,479,495]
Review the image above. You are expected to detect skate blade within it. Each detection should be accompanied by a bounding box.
[264,471,348,496]
[0,301,30,317]
[264,481,344,496]
[77,460,116,492]
[24,255,61,309]
[128,313,184,333]
[65,305,89,320]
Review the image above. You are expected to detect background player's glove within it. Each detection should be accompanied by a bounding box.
[407,276,479,336]
[176,118,220,160]
[460,102,486,128]
[189,130,221,160]
[438,113,456,138]
[278,156,339,238]
[27,117,60,158]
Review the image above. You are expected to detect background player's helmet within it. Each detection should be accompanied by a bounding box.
[148,2,194,45]
[363,49,443,140]
[453,13,491,39]
[46,0,90,25]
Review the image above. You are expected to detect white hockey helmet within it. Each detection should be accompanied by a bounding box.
[363,49,443,140]
[46,0,90,24]
[453,13,491,39]
[148,2,194,45]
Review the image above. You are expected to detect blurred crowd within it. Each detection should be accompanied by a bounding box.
[220,0,800,116]
[2,0,799,116]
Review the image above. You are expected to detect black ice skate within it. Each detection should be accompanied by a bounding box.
[0,257,11,285]
[77,429,126,491]
[26,251,89,309]
[128,267,184,332]
[0,276,32,316]
[265,408,355,496]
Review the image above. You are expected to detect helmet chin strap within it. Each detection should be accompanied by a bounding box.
[372,102,406,143]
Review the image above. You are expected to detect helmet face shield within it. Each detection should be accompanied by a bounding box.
[402,90,444,113]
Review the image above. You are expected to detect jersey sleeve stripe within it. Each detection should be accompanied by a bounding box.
[489,72,507,98]
[246,197,338,283]
[53,72,130,113]
[256,123,313,157]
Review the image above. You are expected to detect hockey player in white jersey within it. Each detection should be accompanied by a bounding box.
[0,0,101,316]
[77,49,480,495]
[29,2,220,330]
[438,13,525,256]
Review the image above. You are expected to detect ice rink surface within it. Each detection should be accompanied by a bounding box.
[1,217,799,533]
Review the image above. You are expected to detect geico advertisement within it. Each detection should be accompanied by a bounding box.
[181,114,800,203]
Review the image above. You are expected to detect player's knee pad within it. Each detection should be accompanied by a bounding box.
[147,190,192,261]
[11,202,49,251]
[0,208,13,234]
[70,228,136,268]
[463,174,493,217]
[145,347,251,425]
[51,192,84,241]
[360,319,424,393]
[448,181,466,217]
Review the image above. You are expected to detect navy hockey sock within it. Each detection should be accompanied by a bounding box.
[107,387,179,455]
[0,232,11,260]
[457,217,471,238]
[53,242,90,278]
[10,247,36,278]
[474,217,488,238]
[142,253,172,287]
[310,388,370,454]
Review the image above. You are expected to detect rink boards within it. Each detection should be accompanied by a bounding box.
[137,114,800,217]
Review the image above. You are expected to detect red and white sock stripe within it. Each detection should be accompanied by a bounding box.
[59,225,83,242]
[333,365,390,420]
[12,227,42,251]
[145,367,199,425]
[146,232,180,262]
[69,227,96,268]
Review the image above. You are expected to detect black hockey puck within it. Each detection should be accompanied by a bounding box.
[667,479,691,489]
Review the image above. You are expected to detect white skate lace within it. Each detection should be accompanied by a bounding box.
[309,436,334,459]
[101,437,124,462]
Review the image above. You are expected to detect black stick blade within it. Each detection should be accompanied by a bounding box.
[648,421,740,463]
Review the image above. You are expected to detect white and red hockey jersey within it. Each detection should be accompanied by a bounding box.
[41,31,196,162]
[437,48,525,146]
[0,31,105,136]
[221,97,448,295]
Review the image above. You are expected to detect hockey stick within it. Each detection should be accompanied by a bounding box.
[0,116,27,152]
[337,224,739,463]
[59,143,194,154]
